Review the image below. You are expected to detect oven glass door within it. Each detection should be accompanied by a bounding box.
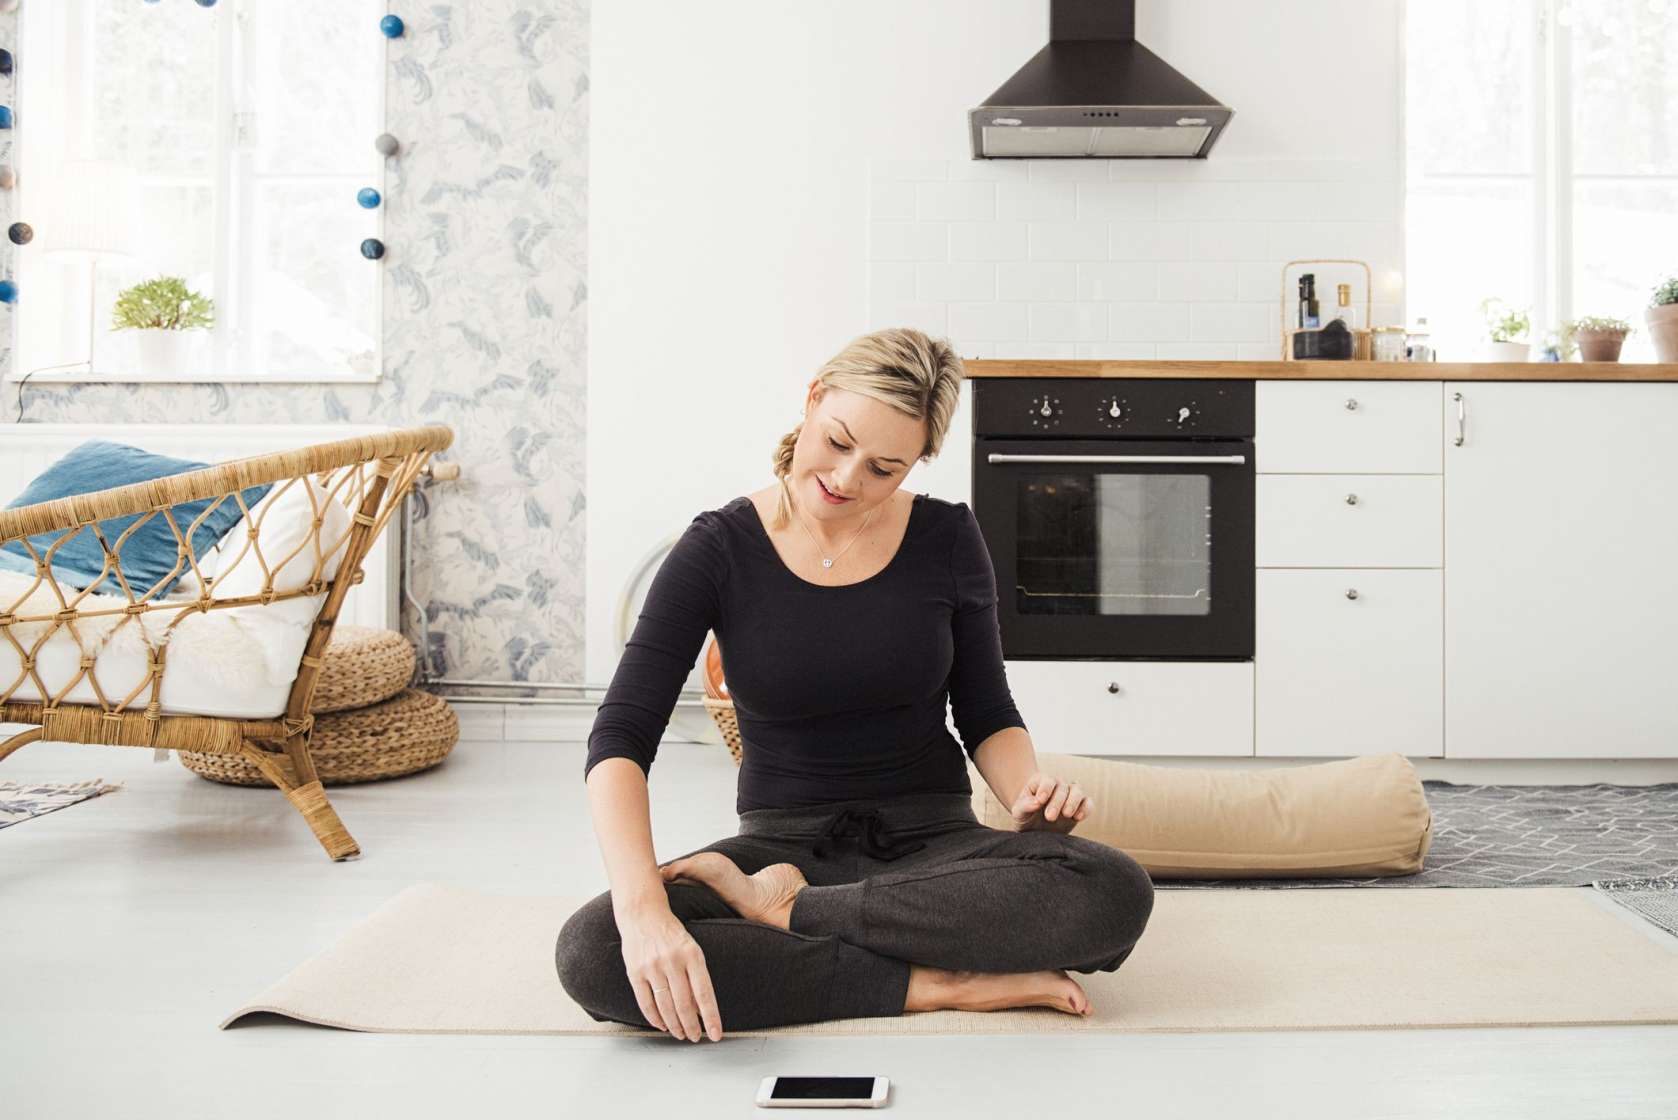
[974,437,1254,660]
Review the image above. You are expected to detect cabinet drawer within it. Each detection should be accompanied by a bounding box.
[1001,659,1252,757]
[1255,569,1442,758]
[1256,475,1442,567]
[1256,380,1442,473]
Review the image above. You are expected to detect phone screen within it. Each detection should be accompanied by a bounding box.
[770,1077,875,1100]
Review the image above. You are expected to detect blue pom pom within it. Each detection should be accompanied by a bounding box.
[356,187,382,209]
[360,238,386,260]
[379,14,405,38]
[0,280,17,304]
[0,107,12,130]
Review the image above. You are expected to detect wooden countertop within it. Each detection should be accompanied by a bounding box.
[963,360,1678,381]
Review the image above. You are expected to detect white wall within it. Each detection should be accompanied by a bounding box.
[589,0,1404,686]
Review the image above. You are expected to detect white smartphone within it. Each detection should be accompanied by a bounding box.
[755,1075,889,1108]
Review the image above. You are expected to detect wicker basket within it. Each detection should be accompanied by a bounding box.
[311,625,417,713]
[179,688,458,786]
[703,696,743,767]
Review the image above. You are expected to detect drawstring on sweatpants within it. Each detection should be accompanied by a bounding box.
[810,807,927,861]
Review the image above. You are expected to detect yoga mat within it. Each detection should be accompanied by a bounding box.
[221,882,1678,1036]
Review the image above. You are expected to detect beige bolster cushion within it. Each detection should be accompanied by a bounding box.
[966,751,1434,879]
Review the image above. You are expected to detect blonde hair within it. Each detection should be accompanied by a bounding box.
[769,327,965,531]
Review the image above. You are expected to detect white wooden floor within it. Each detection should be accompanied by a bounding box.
[5,727,1678,1119]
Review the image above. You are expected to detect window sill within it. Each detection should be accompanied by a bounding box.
[3,368,383,385]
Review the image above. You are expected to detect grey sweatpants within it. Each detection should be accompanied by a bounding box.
[555,791,1156,1031]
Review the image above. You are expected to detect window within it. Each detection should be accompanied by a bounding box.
[1406,0,1677,360]
[14,0,385,383]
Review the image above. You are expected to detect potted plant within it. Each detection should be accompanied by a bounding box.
[1649,278,1678,363]
[1562,316,1632,362]
[110,275,214,375]
[1478,297,1531,362]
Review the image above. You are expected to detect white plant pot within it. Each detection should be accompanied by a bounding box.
[1480,339,1531,362]
[133,329,189,376]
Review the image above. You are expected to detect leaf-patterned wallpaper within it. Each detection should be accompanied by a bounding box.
[0,2,589,685]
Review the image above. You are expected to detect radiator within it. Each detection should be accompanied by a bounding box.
[0,422,401,632]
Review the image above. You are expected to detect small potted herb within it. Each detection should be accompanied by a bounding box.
[1478,297,1531,362]
[1649,278,1678,363]
[1562,316,1632,362]
[110,275,215,374]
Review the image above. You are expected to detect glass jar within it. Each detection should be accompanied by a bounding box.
[1371,326,1407,362]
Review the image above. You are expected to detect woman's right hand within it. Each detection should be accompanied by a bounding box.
[618,903,723,1042]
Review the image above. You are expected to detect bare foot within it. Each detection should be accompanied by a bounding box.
[660,852,808,930]
[905,965,1092,1018]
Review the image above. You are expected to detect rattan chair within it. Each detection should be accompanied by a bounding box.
[0,424,454,861]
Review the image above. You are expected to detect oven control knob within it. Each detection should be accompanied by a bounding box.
[1099,397,1130,426]
[1173,403,1200,427]
[1028,395,1062,428]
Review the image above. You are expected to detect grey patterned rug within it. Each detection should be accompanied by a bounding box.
[0,778,121,828]
[1154,779,1678,938]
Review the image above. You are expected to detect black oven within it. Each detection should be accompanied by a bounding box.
[971,379,1254,661]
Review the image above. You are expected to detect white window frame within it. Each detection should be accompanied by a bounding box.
[1404,0,1674,337]
[9,0,386,386]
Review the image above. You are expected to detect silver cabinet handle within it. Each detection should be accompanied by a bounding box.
[1453,391,1466,446]
[1345,398,1359,411]
[1345,493,1359,505]
[1106,682,1122,694]
[1346,588,1359,600]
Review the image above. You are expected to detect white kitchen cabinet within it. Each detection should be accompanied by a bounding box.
[1443,381,1678,758]
[1256,474,1443,567]
[1255,380,1443,474]
[1256,569,1443,758]
[1001,659,1253,757]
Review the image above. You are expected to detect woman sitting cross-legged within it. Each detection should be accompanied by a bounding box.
[555,326,1156,1041]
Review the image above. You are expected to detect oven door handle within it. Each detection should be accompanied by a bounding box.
[984,453,1248,465]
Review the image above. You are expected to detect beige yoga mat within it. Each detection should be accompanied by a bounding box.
[220,882,1678,1036]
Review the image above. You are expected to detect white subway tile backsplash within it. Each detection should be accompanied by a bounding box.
[917,180,997,221]
[1157,261,1239,301]
[1076,181,1157,221]
[1237,261,1286,303]
[998,261,1077,301]
[1028,159,1110,181]
[869,221,948,262]
[949,302,1030,340]
[868,262,918,304]
[917,262,998,302]
[1029,303,1109,342]
[862,158,1404,355]
[997,180,1077,222]
[1076,262,1157,301]
[1109,302,1190,342]
[1108,221,1188,260]
[1185,222,1276,262]
[867,300,949,337]
[1155,342,1242,360]
[949,222,1028,260]
[869,180,916,221]
[1074,342,1157,359]
[1029,222,1110,261]
[1189,302,1274,342]
[870,158,949,182]
[997,340,1079,358]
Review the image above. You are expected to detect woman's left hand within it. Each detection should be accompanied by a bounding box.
[1008,772,1092,834]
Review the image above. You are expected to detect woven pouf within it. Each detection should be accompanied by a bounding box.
[309,624,417,713]
[179,688,459,787]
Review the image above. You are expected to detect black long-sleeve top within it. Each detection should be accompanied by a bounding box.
[583,492,1028,814]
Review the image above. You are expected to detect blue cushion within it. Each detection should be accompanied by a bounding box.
[0,440,272,598]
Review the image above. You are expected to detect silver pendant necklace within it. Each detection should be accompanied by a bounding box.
[793,484,876,569]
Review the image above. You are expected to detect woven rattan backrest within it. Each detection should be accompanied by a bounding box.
[0,425,453,729]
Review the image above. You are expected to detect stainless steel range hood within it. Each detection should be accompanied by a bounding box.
[969,0,1233,159]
